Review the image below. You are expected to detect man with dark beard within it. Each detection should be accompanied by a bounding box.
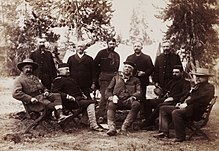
[153,40,182,90]
[141,65,190,130]
[94,38,120,124]
[125,41,154,122]
[30,38,57,90]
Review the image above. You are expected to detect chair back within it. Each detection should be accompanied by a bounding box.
[201,96,217,126]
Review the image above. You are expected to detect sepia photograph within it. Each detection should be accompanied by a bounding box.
[0,0,218,150]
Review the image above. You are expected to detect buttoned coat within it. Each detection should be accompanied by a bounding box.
[67,53,96,88]
[126,53,154,86]
[185,82,215,120]
[153,53,182,88]
[30,49,57,89]
[12,73,48,112]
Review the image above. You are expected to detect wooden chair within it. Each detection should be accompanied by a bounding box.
[22,93,62,134]
[24,107,52,133]
[186,96,217,141]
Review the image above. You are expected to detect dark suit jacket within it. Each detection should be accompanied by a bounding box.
[153,53,182,88]
[126,53,154,86]
[30,49,57,89]
[67,54,96,88]
[163,78,191,104]
[185,82,215,121]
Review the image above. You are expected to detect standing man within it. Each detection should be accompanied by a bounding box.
[30,38,57,90]
[125,41,154,121]
[105,61,141,136]
[94,38,120,123]
[153,40,182,89]
[155,68,215,142]
[67,41,96,98]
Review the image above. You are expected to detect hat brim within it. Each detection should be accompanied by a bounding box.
[17,62,38,71]
[123,61,135,69]
[191,72,214,76]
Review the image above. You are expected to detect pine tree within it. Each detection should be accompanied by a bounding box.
[161,0,219,69]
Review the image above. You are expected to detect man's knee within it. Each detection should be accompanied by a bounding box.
[131,101,140,110]
[108,102,117,111]
[172,109,184,119]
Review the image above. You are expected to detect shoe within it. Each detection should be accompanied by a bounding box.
[57,114,71,123]
[153,132,169,138]
[119,129,128,135]
[107,129,117,136]
[91,126,104,132]
[174,138,185,142]
[56,109,71,123]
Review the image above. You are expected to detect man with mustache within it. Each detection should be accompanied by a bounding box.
[141,65,190,130]
[153,40,182,90]
[94,38,120,124]
[155,68,215,142]
[105,61,141,136]
[67,41,96,99]
[12,58,62,119]
[125,41,154,123]
[30,38,57,90]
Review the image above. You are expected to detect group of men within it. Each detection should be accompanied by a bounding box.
[12,37,215,142]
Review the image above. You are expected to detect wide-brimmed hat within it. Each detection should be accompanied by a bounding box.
[123,61,136,69]
[191,68,214,76]
[17,58,38,71]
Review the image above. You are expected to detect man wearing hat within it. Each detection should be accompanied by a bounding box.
[141,65,190,130]
[125,41,154,122]
[105,61,141,136]
[51,63,103,131]
[12,58,62,117]
[155,68,215,142]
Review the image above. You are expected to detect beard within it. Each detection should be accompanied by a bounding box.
[172,75,181,80]
[108,47,115,51]
[39,45,46,50]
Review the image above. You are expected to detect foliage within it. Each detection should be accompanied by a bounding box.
[27,0,115,41]
[160,0,219,69]
[3,0,115,75]
[129,8,152,45]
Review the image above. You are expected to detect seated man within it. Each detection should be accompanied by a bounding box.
[142,65,190,129]
[105,61,141,136]
[156,68,215,142]
[51,63,103,132]
[12,58,62,119]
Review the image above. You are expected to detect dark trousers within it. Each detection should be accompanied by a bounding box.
[144,99,176,127]
[139,84,148,120]
[98,80,111,119]
[143,98,165,126]
[107,100,140,130]
[159,105,176,134]
[172,108,187,139]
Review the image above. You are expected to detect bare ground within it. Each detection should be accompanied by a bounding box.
[0,77,219,151]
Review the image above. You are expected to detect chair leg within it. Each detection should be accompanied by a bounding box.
[24,109,47,133]
[59,109,82,131]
